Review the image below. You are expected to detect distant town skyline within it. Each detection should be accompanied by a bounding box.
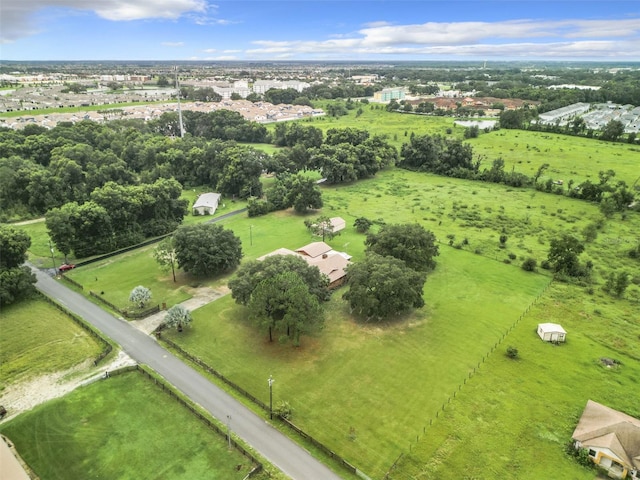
[1,1,639,62]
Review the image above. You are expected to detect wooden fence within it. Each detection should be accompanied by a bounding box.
[157,330,371,479]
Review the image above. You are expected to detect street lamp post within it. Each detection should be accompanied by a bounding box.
[268,375,274,420]
[49,240,57,274]
[226,414,231,448]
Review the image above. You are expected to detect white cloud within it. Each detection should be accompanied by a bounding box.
[1,0,208,42]
[246,18,640,59]
[162,41,185,47]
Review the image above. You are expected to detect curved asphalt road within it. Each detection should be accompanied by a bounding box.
[31,267,344,480]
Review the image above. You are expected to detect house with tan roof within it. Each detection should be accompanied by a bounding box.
[572,400,640,479]
[258,241,351,288]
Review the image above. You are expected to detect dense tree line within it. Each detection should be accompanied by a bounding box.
[248,173,323,216]
[0,226,36,306]
[268,124,397,182]
[46,178,187,258]
[0,118,269,220]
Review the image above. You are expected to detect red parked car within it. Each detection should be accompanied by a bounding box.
[59,263,75,272]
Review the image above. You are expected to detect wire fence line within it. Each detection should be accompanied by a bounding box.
[383,279,553,480]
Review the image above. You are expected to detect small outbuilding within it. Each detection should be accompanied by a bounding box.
[537,323,567,343]
[329,217,346,233]
[193,192,221,216]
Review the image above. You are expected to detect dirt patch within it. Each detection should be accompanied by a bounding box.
[0,350,135,423]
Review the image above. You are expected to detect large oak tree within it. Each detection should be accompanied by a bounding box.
[365,223,439,271]
[343,253,427,321]
[173,223,242,277]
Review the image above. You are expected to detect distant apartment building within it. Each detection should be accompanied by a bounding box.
[538,102,591,124]
[252,80,310,94]
[373,87,406,102]
[99,74,151,84]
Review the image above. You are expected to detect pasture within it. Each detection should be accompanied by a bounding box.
[470,128,640,186]
[11,159,639,479]
[0,296,103,388]
[0,371,266,480]
[395,280,640,479]
[163,247,549,478]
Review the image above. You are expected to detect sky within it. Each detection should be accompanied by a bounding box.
[1,1,639,62]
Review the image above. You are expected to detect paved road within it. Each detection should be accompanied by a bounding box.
[32,267,344,480]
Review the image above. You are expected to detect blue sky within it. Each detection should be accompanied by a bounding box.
[1,1,639,61]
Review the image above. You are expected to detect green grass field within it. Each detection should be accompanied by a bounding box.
[0,371,266,480]
[0,296,103,389]
[163,247,549,478]
[395,280,640,479]
[65,246,192,310]
[469,129,640,186]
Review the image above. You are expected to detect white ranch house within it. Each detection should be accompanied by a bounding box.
[193,193,221,216]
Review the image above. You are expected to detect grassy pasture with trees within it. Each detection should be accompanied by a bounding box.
[0,296,103,388]
[162,247,550,478]
[155,163,637,478]
[4,104,638,479]
[469,128,640,187]
[0,371,268,480]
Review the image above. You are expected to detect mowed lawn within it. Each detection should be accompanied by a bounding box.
[394,280,640,480]
[66,246,191,310]
[0,296,103,388]
[163,248,550,478]
[0,371,264,480]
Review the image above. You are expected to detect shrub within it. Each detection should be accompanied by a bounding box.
[508,253,517,260]
[541,260,551,270]
[274,400,293,420]
[521,258,537,272]
[506,346,519,359]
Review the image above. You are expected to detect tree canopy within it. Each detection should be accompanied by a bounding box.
[343,253,427,321]
[247,271,324,345]
[365,223,439,271]
[0,226,36,306]
[547,234,588,277]
[229,254,329,306]
[399,134,476,176]
[173,223,242,277]
[0,226,31,269]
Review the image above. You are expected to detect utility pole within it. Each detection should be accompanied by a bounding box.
[174,66,185,138]
[49,240,57,274]
[268,375,274,420]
